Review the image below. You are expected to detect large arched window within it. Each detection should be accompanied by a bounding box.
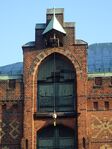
[37,53,76,112]
[37,125,75,149]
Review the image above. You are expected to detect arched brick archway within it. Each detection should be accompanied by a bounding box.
[29,49,80,149]
[29,48,82,77]
[36,52,77,112]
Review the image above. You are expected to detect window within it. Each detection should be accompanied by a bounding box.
[38,82,74,112]
[37,125,75,149]
[37,53,76,112]
[9,79,16,89]
[93,102,98,110]
[104,101,109,110]
[94,77,102,86]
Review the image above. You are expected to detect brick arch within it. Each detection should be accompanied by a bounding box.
[29,48,82,77]
[37,124,74,134]
[36,124,75,149]
[31,49,79,146]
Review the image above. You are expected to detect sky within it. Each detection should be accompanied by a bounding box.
[0,0,112,66]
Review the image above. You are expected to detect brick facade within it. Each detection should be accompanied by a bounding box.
[0,8,112,149]
[0,78,23,149]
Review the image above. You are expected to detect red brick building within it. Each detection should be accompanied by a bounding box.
[0,8,112,149]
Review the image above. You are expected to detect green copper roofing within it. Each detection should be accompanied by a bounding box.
[0,75,22,80]
[42,14,66,35]
[88,72,112,78]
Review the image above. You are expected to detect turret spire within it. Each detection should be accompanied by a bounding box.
[42,8,66,35]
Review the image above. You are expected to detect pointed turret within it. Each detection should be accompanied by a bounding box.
[43,11,66,35]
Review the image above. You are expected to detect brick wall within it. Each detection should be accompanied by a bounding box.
[22,8,88,149]
[87,77,112,149]
[1,8,112,149]
[0,79,23,149]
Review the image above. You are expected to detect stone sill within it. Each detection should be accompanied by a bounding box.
[33,111,78,120]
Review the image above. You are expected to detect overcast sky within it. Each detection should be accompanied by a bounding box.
[0,0,112,66]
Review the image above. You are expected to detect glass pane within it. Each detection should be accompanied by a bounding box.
[58,83,73,96]
[59,126,74,137]
[57,96,73,105]
[38,84,54,96]
[37,126,75,149]
[38,84,54,111]
[56,106,74,112]
[39,106,54,112]
[59,137,74,146]
[39,138,53,147]
[56,83,74,111]
[39,97,53,106]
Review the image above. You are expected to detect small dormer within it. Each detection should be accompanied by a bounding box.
[42,9,66,48]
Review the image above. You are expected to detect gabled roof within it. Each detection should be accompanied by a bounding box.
[0,62,23,76]
[42,14,66,35]
[22,41,35,48]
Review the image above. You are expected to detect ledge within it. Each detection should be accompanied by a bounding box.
[93,85,102,88]
[0,75,22,80]
[34,111,79,120]
[87,109,112,112]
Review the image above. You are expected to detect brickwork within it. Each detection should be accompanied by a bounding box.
[22,8,88,149]
[87,77,112,148]
[0,79,23,149]
[0,8,112,149]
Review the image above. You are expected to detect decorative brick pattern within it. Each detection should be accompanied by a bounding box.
[0,120,5,140]
[29,48,82,76]
[2,7,112,149]
[91,115,112,139]
[100,144,111,149]
[9,120,20,139]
